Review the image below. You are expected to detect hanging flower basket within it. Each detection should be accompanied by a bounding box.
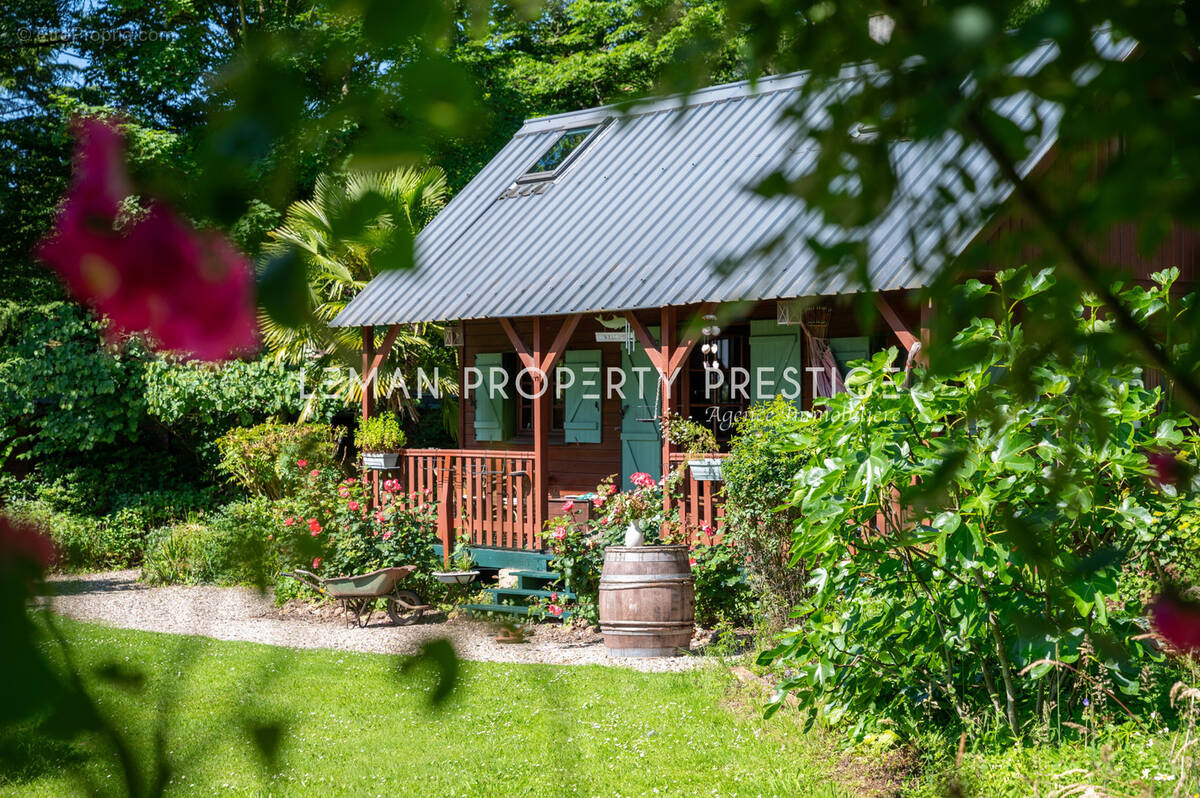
[362,452,401,470]
[688,458,724,481]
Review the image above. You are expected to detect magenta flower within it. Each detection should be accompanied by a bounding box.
[36,117,258,361]
[297,459,308,468]
[562,500,575,512]
[1153,592,1200,652]
[348,500,360,511]
[548,604,563,617]
[312,557,322,569]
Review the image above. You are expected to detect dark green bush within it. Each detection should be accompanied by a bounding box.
[722,396,808,626]
[143,499,278,586]
[11,502,146,571]
[689,542,754,627]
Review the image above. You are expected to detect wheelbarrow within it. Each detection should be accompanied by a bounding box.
[285,565,432,627]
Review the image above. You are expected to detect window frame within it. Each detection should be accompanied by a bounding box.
[514,121,608,184]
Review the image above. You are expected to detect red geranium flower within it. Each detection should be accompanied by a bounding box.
[689,557,697,567]
[297,459,308,468]
[283,517,295,527]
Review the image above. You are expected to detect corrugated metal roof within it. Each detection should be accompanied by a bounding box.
[333,33,1133,327]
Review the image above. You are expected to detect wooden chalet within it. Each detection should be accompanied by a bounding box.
[333,37,1199,578]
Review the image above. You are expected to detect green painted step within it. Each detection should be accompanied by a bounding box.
[464,602,573,620]
[464,602,532,616]
[433,545,553,571]
[487,587,576,600]
[507,569,558,581]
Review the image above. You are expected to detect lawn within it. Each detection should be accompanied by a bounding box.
[3,618,844,797]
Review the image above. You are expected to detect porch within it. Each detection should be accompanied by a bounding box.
[379,446,726,560]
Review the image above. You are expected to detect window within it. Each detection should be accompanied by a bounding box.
[517,124,602,183]
[687,326,751,446]
[515,365,565,435]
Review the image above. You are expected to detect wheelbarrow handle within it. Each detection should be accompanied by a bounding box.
[284,569,326,593]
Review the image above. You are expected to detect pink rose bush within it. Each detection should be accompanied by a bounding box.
[272,462,442,600]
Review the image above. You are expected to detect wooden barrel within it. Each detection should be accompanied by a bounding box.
[599,545,695,657]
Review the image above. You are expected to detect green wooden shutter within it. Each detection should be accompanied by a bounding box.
[472,353,513,442]
[829,336,870,373]
[748,319,804,404]
[562,349,603,443]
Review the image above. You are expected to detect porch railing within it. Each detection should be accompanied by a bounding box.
[667,452,729,545]
[398,448,539,555]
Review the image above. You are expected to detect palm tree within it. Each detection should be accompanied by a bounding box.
[259,167,457,424]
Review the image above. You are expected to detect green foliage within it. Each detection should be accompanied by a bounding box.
[723,396,809,627]
[661,411,718,455]
[216,423,338,500]
[689,541,754,627]
[143,499,278,587]
[143,357,304,431]
[355,413,406,453]
[0,301,147,460]
[11,502,147,571]
[762,268,1192,741]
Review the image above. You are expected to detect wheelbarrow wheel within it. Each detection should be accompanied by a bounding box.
[387,590,428,626]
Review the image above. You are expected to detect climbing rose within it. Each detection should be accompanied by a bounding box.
[562,500,575,512]
[312,557,321,569]
[338,486,350,498]
[550,592,558,602]
[382,530,393,541]
[551,527,567,541]
[374,511,385,524]
[548,604,563,617]
[348,500,360,511]
[36,117,258,361]
[308,518,322,535]
[309,469,319,479]
[700,521,713,535]
[1153,592,1200,652]
[283,517,295,527]
[297,459,308,468]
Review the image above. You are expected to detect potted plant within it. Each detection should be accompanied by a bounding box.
[356,413,406,469]
[434,530,478,584]
[660,412,724,481]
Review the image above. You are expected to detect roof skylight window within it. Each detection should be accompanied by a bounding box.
[517,124,603,183]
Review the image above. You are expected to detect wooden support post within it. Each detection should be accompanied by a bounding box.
[920,296,933,352]
[532,318,549,545]
[874,294,920,353]
[437,453,453,567]
[660,307,677,525]
[361,326,380,506]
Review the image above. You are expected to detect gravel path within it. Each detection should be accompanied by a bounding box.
[37,570,712,673]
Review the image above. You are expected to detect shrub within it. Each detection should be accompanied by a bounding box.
[272,463,441,601]
[355,413,406,453]
[143,498,279,586]
[689,542,754,627]
[216,422,339,500]
[722,396,808,627]
[761,268,1189,741]
[11,501,146,571]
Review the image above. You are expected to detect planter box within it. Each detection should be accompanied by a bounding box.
[687,458,724,481]
[362,452,401,470]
